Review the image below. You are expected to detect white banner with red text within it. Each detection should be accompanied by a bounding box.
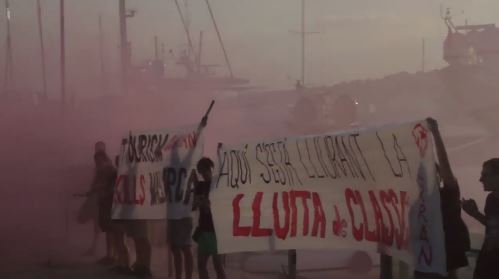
[112,124,203,220]
[210,120,446,274]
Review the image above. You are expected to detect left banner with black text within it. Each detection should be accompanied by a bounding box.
[112,125,203,220]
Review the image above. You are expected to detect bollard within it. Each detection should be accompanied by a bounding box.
[288,249,297,279]
[380,255,393,279]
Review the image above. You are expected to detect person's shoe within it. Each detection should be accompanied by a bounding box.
[96,256,114,265]
[131,265,153,278]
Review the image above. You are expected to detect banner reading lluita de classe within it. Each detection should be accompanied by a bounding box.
[210,120,446,274]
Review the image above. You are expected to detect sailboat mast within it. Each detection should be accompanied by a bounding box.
[98,14,108,94]
[197,31,203,74]
[37,0,48,100]
[301,0,305,85]
[184,0,191,37]
[203,0,233,78]
[60,0,66,109]
[174,0,197,70]
[119,0,128,93]
[154,35,159,60]
[3,0,14,95]
[422,38,425,72]
[161,42,165,60]
[291,0,317,88]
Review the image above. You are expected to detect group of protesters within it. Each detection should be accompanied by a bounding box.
[77,117,499,279]
[77,117,225,279]
[77,141,153,277]
[414,118,499,279]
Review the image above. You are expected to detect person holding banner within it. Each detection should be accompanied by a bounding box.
[167,114,209,279]
[462,158,499,279]
[114,154,153,278]
[76,141,108,258]
[193,157,226,279]
[414,118,470,279]
[77,147,131,274]
[89,150,120,265]
[105,155,139,276]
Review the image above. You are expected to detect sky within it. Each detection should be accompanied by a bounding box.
[1,0,499,97]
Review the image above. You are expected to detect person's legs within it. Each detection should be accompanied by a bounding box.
[140,237,152,270]
[97,200,114,264]
[113,229,129,268]
[132,237,152,276]
[197,232,224,279]
[178,218,193,279]
[106,232,113,258]
[134,236,145,269]
[126,221,152,277]
[167,220,182,279]
[84,220,100,256]
[182,247,193,279]
[212,254,226,279]
[168,217,194,279]
[171,246,183,279]
[96,231,114,264]
[122,220,142,270]
[167,243,174,278]
[108,227,133,275]
[197,253,210,279]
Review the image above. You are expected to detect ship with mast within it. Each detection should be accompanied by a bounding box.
[117,0,250,97]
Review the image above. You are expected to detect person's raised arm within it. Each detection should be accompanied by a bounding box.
[194,100,214,139]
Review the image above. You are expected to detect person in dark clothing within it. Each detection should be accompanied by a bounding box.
[415,118,470,279]
[462,158,499,279]
[193,157,225,279]
[84,150,118,265]
[430,118,470,277]
[108,155,132,275]
[76,141,108,257]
